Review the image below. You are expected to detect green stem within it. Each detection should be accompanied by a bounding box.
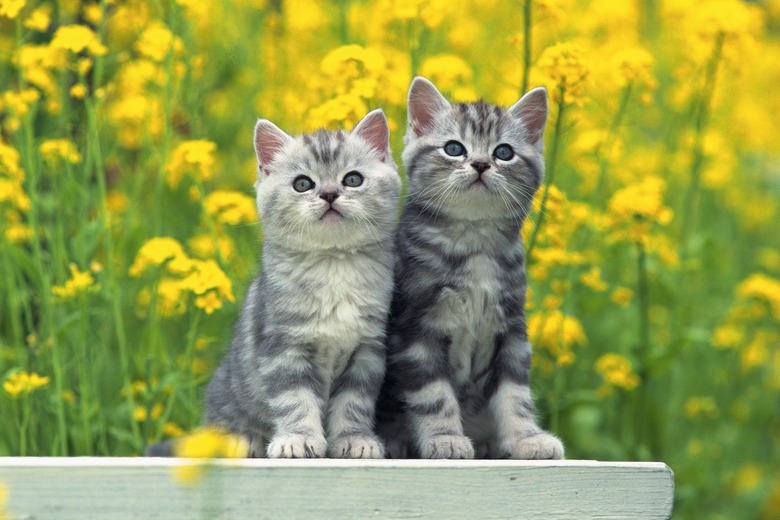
[593,83,633,199]
[635,239,650,453]
[525,85,566,261]
[680,33,724,251]
[520,0,533,95]
[86,90,143,451]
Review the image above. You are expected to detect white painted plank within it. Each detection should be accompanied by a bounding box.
[0,458,674,519]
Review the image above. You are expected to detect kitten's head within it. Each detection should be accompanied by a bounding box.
[402,76,548,223]
[253,110,400,251]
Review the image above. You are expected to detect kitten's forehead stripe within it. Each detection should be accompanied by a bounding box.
[454,101,505,140]
[303,130,346,165]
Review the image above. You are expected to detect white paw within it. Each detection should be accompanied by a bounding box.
[266,433,326,458]
[328,434,385,459]
[419,435,474,459]
[500,432,564,460]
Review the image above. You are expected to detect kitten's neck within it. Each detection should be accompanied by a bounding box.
[263,238,389,262]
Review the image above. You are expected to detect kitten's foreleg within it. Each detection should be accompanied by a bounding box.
[263,348,327,458]
[487,334,564,460]
[394,336,474,459]
[326,338,386,458]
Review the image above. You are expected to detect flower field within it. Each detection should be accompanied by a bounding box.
[1,0,779,517]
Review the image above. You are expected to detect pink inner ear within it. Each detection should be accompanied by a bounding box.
[352,109,390,161]
[509,87,548,152]
[254,120,290,175]
[408,77,450,137]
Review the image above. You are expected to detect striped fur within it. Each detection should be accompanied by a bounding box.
[376,77,564,459]
[206,110,401,458]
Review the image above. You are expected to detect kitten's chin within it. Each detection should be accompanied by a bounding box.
[319,209,343,223]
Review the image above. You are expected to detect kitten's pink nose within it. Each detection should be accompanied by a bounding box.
[471,161,490,175]
[320,192,339,204]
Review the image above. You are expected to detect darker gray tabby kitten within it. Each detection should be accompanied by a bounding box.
[204,110,401,458]
[376,77,564,459]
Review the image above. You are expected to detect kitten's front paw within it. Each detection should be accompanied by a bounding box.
[419,435,474,459]
[266,433,326,458]
[500,432,564,460]
[328,434,385,459]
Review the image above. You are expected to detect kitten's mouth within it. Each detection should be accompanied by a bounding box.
[320,208,343,221]
[468,178,488,190]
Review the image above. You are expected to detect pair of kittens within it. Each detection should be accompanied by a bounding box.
[204,77,564,460]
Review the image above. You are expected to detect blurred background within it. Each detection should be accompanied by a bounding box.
[0,1,778,518]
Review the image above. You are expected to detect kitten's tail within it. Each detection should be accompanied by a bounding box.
[145,439,177,457]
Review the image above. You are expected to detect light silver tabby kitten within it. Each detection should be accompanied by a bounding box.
[205,109,401,458]
[376,77,564,459]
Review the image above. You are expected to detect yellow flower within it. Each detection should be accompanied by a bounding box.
[3,370,50,397]
[164,422,185,438]
[529,309,587,357]
[595,353,640,391]
[0,0,25,19]
[23,4,50,31]
[166,140,217,188]
[136,22,177,62]
[534,41,591,106]
[611,287,634,306]
[174,426,250,459]
[128,237,192,277]
[69,84,87,99]
[684,396,719,420]
[306,94,368,131]
[735,273,780,320]
[51,263,98,301]
[40,139,82,165]
[580,266,608,292]
[419,54,473,93]
[204,190,257,226]
[180,259,236,312]
[188,233,235,261]
[172,426,250,484]
[51,25,108,56]
[712,324,743,349]
[607,176,673,244]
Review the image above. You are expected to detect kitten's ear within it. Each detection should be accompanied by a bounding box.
[351,109,391,163]
[254,119,292,176]
[508,87,548,153]
[408,76,450,138]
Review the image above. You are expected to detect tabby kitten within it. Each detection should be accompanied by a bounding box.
[376,77,564,460]
[205,109,401,458]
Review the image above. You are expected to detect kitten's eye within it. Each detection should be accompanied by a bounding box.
[342,171,364,188]
[444,140,466,157]
[293,176,314,192]
[494,144,515,161]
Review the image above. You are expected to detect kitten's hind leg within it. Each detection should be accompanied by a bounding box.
[326,338,386,459]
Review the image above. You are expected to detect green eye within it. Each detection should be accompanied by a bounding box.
[293,176,314,192]
[343,171,364,187]
[444,140,466,157]
[494,144,514,161]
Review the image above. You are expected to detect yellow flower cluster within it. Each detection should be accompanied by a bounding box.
[130,237,235,316]
[607,176,673,244]
[166,140,217,188]
[529,309,586,371]
[595,353,640,392]
[534,41,591,106]
[204,191,257,226]
[39,139,81,165]
[172,426,250,484]
[51,264,98,301]
[3,371,50,397]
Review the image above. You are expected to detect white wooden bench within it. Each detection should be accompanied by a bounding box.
[0,457,674,519]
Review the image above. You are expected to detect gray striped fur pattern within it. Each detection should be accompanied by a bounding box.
[376,77,564,459]
[205,109,401,458]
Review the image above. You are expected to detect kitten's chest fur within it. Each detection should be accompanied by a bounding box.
[277,249,391,387]
[426,224,512,383]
